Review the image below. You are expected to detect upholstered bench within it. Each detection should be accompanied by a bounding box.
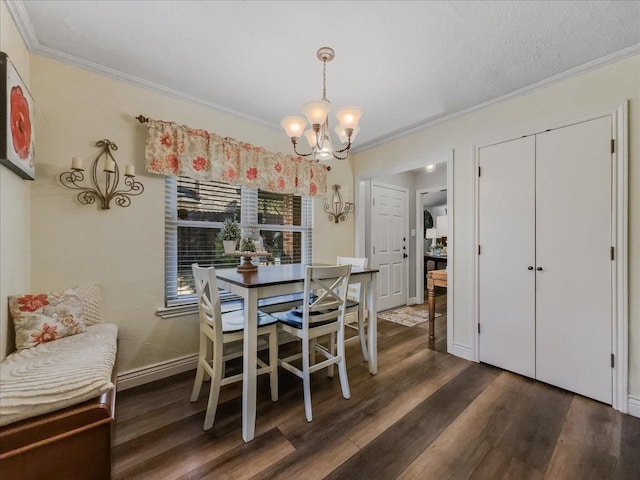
[0,286,117,480]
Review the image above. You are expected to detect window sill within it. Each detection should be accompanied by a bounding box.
[155,304,198,319]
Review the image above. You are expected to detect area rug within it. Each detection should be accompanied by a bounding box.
[378,306,442,327]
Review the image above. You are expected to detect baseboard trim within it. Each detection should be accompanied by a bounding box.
[117,354,198,391]
[452,342,474,362]
[117,334,298,391]
[628,395,640,418]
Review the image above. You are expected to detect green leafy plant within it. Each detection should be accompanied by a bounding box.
[220,218,241,241]
[241,237,256,252]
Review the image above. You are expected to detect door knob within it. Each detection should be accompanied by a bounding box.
[536,267,543,271]
[403,253,408,259]
[528,266,534,270]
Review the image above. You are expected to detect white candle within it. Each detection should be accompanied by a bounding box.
[71,156,83,170]
[125,164,135,176]
[104,159,116,172]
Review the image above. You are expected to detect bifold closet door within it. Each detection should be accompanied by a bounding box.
[535,116,612,404]
[478,136,536,378]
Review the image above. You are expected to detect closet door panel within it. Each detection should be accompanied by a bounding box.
[535,116,612,404]
[478,136,536,378]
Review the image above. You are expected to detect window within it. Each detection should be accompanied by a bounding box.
[165,176,313,306]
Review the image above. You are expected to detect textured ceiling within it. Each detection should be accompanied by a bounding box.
[8,0,640,151]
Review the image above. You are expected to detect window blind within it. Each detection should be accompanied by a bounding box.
[165,176,313,306]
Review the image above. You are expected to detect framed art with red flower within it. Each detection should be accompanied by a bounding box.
[0,51,35,180]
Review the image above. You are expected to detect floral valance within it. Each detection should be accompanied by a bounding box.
[144,119,328,197]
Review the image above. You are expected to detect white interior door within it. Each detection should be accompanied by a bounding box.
[478,136,536,378]
[371,183,407,311]
[535,117,613,404]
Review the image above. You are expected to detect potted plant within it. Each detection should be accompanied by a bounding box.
[240,237,256,253]
[220,218,241,254]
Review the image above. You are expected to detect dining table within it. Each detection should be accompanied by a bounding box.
[215,263,379,443]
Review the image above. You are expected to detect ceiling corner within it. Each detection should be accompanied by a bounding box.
[5,0,40,52]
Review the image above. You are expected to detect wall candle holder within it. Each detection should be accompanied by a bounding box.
[324,184,354,223]
[59,139,144,209]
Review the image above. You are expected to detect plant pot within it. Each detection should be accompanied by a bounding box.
[223,240,237,254]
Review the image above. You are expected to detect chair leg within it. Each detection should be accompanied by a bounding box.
[328,332,336,378]
[358,312,369,362]
[302,338,313,422]
[190,334,207,402]
[337,329,351,400]
[269,329,278,402]
[310,338,317,367]
[203,351,224,431]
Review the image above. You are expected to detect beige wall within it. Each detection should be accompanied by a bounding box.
[354,55,640,397]
[27,54,352,374]
[0,0,31,360]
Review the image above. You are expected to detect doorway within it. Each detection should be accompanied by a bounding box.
[355,151,454,355]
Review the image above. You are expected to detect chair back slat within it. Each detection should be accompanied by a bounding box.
[192,264,224,338]
[303,264,351,327]
[337,256,368,303]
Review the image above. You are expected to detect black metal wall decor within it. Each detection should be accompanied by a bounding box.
[324,184,354,223]
[59,139,143,209]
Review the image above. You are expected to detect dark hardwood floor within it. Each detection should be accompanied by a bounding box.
[113,294,640,479]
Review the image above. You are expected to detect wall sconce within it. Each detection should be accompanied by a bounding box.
[324,184,354,223]
[59,139,144,209]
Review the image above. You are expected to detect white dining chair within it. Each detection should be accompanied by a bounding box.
[270,264,352,422]
[190,264,279,431]
[336,256,369,363]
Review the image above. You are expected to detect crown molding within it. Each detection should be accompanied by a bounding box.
[354,43,640,153]
[5,0,38,51]
[4,0,281,131]
[7,1,640,152]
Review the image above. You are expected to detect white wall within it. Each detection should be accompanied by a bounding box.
[27,54,353,374]
[354,54,640,398]
[0,0,31,360]
[415,164,447,190]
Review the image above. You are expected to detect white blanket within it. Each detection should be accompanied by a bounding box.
[0,323,118,426]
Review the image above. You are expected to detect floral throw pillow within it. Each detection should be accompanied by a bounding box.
[64,284,104,325]
[8,292,87,351]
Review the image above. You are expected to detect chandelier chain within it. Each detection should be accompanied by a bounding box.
[322,60,327,101]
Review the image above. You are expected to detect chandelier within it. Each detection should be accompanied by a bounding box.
[280,47,362,161]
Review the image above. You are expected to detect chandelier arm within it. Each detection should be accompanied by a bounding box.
[292,142,315,158]
[331,150,350,160]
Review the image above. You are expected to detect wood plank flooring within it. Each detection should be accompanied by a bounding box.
[112,294,640,479]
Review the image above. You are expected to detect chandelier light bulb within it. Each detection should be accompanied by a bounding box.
[301,100,330,126]
[335,106,362,130]
[281,116,307,139]
[315,135,334,161]
[335,125,360,144]
[303,129,316,147]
